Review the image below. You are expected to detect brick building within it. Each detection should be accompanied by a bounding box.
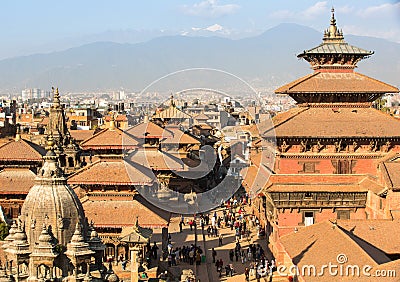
[244,9,400,272]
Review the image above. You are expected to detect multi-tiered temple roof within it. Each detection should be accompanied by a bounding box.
[269,9,400,141]
[275,8,398,104]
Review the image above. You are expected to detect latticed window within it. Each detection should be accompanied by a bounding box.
[298,161,319,173]
[337,210,350,219]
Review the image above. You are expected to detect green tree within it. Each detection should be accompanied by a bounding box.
[374,98,390,113]
[0,222,9,240]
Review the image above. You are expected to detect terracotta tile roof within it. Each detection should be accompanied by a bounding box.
[193,113,209,120]
[194,123,213,130]
[69,130,95,142]
[69,115,91,122]
[337,219,400,254]
[264,174,379,193]
[275,72,399,94]
[371,259,400,282]
[17,113,34,124]
[280,220,390,281]
[0,139,45,161]
[68,159,154,185]
[266,107,400,138]
[125,122,169,139]
[241,152,274,195]
[381,162,400,191]
[104,115,128,122]
[153,105,192,119]
[126,148,184,171]
[161,126,200,145]
[80,127,139,149]
[241,165,269,195]
[358,177,386,195]
[0,168,35,194]
[82,195,170,228]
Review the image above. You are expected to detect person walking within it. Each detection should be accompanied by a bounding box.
[244,267,250,281]
[229,249,234,261]
[212,248,217,263]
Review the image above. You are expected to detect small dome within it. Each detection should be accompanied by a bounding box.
[38,225,52,244]
[90,228,99,239]
[13,227,27,243]
[70,223,85,243]
[21,147,87,249]
[4,221,18,243]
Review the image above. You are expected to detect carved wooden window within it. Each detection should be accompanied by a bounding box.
[337,210,350,220]
[332,160,357,174]
[304,192,313,199]
[298,161,319,173]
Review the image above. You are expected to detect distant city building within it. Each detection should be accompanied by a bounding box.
[21,88,50,101]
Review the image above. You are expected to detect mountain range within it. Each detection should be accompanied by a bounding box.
[0,23,399,93]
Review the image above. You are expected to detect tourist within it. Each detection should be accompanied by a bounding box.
[225,264,231,277]
[207,226,212,237]
[229,249,234,261]
[241,249,246,264]
[249,261,255,277]
[167,253,172,267]
[152,242,158,259]
[189,249,194,265]
[121,260,127,270]
[218,234,223,246]
[195,251,201,265]
[244,267,250,281]
[229,263,234,276]
[211,248,217,263]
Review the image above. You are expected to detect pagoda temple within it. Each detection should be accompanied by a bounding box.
[249,8,400,261]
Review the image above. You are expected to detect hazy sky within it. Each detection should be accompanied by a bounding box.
[1,0,399,59]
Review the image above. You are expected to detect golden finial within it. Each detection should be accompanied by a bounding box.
[15,124,21,141]
[109,112,116,130]
[46,134,55,150]
[323,6,344,42]
[330,7,336,26]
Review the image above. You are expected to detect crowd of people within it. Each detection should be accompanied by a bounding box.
[211,195,276,281]
[165,243,204,266]
[161,192,275,281]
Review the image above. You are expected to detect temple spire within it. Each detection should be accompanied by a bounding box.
[323,7,344,43]
[47,87,68,146]
[52,87,61,109]
[297,8,373,73]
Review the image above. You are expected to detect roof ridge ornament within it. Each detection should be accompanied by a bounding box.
[109,111,116,130]
[15,124,21,141]
[323,7,344,43]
